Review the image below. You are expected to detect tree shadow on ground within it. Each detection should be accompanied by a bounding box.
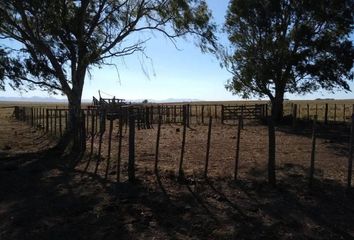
[276,121,351,158]
[0,148,224,239]
[2,148,354,240]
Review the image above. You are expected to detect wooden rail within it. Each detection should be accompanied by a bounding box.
[221,104,267,123]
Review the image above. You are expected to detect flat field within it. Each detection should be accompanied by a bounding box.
[0,101,354,239]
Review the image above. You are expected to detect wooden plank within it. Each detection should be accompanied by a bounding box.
[309,116,317,189]
[178,106,187,182]
[234,116,242,181]
[204,116,213,178]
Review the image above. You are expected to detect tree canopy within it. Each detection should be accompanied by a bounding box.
[0,0,217,151]
[223,0,354,120]
[0,0,216,99]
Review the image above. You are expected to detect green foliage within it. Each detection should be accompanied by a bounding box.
[223,0,354,100]
[0,0,216,97]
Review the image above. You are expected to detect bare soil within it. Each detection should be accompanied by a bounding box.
[1,107,354,240]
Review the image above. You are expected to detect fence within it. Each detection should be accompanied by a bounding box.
[221,104,267,123]
[13,102,354,140]
[12,103,354,191]
[285,103,354,124]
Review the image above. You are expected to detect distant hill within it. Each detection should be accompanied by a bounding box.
[130,98,201,103]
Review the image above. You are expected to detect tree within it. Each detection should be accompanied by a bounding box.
[0,48,6,90]
[0,0,216,152]
[223,0,354,122]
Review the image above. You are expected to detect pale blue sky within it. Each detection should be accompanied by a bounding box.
[1,1,353,101]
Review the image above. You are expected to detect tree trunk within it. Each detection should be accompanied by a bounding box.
[56,89,86,157]
[56,99,85,155]
[271,91,284,123]
[68,98,86,152]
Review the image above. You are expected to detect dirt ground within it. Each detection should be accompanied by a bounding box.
[1,107,354,240]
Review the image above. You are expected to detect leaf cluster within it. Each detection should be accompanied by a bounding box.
[224,0,354,99]
[0,0,217,95]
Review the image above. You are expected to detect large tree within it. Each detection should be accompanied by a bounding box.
[0,0,216,151]
[223,0,354,122]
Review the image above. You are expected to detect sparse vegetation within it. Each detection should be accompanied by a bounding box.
[1,100,354,239]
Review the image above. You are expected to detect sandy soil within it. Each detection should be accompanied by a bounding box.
[1,108,354,240]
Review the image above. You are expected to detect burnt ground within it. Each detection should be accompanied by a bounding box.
[1,108,354,240]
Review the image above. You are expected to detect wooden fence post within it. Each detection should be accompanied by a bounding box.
[95,110,99,134]
[137,108,141,130]
[157,105,161,123]
[292,104,297,127]
[214,105,218,122]
[188,104,191,126]
[150,106,154,128]
[307,104,310,121]
[94,111,106,175]
[201,105,205,124]
[128,114,136,182]
[105,118,114,179]
[54,107,57,136]
[334,104,337,122]
[34,108,37,127]
[154,116,162,175]
[65,110,68,130]
[324,103,328,124]
[36,108,39,127]
[34,107,37,126]
[89,110,95,154]
[50,109,53,134]
[178,107,187,182]
[204,116,213,178]
[268,117,276,186]
[80,110,86,152]
[195,105,199,124]
[309,115,317,189]
[40,108,43,128]
[86,110,89,135]
[46,109,49,132]
[13,106,19,120]
[179,105,183,123]
[343,104,346,123]
[59,110,62,137]
[234,116,242,181]
[298,104,301,119]
[166,106,171,123]
[116,117,123,183]
[347,114,354,190]
[31,107,34,127]
[36,108,39,128]
[221,105,224,124]
[173,105,177,123]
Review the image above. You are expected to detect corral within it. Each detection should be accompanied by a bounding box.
[1,99,354,239]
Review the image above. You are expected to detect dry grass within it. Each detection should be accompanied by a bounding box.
[1,102,354,239]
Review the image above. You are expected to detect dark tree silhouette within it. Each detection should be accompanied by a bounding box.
[223,0,354,122]
[0,0,216,152]
[0,48,6,90]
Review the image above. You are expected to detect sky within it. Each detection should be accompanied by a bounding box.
[1,1,353,102]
